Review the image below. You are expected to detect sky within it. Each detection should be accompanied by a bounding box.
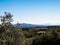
[0,0,60,25]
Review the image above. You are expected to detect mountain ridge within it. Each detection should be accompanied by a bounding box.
[14,23,49,28]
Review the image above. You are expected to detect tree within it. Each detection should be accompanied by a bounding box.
[0,12,13,27]
[0,12,25,45]
[16,22,21,28]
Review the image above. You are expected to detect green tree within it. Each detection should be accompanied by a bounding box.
[0,12,25,45]
[0,12,13,27]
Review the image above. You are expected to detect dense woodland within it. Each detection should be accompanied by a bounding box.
[0,12,60,45]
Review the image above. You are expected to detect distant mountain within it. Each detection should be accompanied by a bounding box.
[14,23,60,28]
[14,23,47,28]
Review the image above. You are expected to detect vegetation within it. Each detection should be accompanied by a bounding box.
[0,12,60,45]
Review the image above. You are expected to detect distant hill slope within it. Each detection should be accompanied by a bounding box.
[14,23,47,28]
[14,23,60,28]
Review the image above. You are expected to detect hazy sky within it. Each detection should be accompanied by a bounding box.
[0,0,60,25]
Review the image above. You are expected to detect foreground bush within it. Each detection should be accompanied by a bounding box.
[32,30,60,45]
